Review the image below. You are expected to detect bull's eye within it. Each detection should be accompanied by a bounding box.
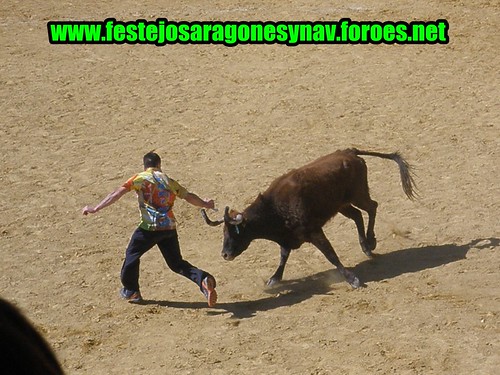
[234,225,240,235]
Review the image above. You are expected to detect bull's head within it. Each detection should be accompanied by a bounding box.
[201,207,252,260]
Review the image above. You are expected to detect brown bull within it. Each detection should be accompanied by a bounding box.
[202,148,417,288]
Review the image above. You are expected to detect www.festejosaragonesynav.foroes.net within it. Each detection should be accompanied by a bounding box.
[47,18,450,46]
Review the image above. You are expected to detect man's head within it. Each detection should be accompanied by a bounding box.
[143,151,161,169]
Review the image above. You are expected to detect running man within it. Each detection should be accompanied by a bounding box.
[82,151,217,307]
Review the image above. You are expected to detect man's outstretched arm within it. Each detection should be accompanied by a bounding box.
[184,192,215,210]
[82,186,129,215]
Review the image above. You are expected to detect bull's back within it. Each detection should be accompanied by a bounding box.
[263,150,367,227]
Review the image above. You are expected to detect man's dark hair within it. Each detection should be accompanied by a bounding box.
[143,151,161,168]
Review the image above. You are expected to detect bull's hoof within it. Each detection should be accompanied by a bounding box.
[360,239,375,258]
[367,236,377,251]
[266,277,281,287]
[349,276,361,289]
[361,246,374,258]
[344,270,361,288]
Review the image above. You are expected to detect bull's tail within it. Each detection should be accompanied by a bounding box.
[352,148,418,200]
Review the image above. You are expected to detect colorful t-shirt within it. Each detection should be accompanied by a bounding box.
[122,168,188,231]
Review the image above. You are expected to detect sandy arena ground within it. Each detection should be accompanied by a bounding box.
[1,0,499,374]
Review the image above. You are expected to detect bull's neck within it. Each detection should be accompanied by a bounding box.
[243,196,285,243]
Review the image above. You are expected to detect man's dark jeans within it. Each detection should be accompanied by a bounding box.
[121,227,210,293]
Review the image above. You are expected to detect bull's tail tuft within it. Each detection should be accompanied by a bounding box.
[352,149,418,200]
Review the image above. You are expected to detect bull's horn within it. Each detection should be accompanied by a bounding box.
[224,206,244,225]
[200,209,224,226]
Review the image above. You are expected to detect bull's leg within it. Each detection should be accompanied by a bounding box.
[267,246,291,286]
[310,230,360,288]
[351,162,379,252]
[340,205,372,257]
[354,199,378,251]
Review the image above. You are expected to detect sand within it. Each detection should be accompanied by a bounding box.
[1,0,498,374]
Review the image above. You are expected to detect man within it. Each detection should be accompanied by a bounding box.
[82,152,217,307]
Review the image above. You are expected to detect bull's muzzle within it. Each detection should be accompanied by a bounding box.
[221,251,235,261]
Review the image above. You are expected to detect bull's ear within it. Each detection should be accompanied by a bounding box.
[224,206,244,225]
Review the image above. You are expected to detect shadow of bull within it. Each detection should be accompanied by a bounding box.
[145,238,498,319]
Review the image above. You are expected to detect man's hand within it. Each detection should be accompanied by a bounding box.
[204,199,215,210]
[82,205,97,215]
